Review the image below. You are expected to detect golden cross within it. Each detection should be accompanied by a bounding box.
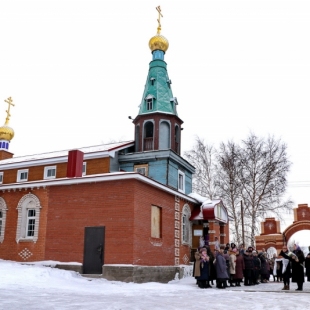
[4,97,14,125]
[156,6,163,34]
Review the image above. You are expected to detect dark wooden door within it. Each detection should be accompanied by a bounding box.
[83,226,105,274]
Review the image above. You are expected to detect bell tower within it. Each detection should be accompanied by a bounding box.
[132,6,183,155]
[120,7,194,194]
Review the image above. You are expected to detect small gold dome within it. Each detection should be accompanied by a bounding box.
[0,125,14,141]
[149,34,169,53]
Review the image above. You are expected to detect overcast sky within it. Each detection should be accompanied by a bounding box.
[1,0,310,228]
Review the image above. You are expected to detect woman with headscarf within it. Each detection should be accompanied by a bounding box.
[233,248,245,286]
[214,245,229,289]
[194,247,210,289]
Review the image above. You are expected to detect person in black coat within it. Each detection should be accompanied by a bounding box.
[243,249,254,286]
[279,245,292,290]
[305,246,310,282]
[280,244,305,291]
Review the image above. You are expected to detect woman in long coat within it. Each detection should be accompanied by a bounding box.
[214,246,229,289]
[281,245,305,291]
[206,246,216,287]
[234,249,245,286]
[229,249,237,286]
[305,246,310,282]
[194,248,210,289]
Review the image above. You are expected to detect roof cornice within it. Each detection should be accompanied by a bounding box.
[0,171,199,204]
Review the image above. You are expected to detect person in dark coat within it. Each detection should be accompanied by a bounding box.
[194,247,210,289]
[279,245,292,290]
[243,249,254,285]
[259,252,270,283]
[290,245,305,291]
[233,249,245,286]
[252,251,261,285]
[280,244,305,291]
[305,246,310,282]
[206,246,216,287]
[214,245,229,289]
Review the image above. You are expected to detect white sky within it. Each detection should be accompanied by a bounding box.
[0,259,310,309]
[1,0,310,230]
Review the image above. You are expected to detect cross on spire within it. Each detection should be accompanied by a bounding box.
[4,97,14,125]
[156,6,163,34]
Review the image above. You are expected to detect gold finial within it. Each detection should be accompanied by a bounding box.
[156,6,163,34]
[4,97,14,125]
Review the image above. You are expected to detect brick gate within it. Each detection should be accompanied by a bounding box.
[255,204,310,254]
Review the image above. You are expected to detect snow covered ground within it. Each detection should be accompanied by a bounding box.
[0,259,309,310]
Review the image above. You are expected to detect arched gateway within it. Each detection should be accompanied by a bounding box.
[255,204,310,254]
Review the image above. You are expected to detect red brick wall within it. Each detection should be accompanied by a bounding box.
[44,180,193,266]
[0,188,49,261]
[0,178,196,266]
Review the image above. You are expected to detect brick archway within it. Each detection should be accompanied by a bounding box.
[255,204,310,254]
[282,220,310,243]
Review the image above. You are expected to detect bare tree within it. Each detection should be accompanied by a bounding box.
[239,133,293,245]
[216,141,243,244]
[185,133,293,247]
[183,137,219,199]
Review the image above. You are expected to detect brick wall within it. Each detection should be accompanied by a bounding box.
[0,188,49,261]
[0,178,196,266]
[1,157,110,184]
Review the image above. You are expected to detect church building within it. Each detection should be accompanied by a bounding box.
[0,8,229,283]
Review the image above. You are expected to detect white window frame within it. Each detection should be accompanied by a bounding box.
[134,164,149,176]
[44,166,56,179]
[16,194,42,243]
[0,198,8,243]
[181,204,192,246]
[178,170,185,193]
[0,172,3,184]
[82,162,87,176]
[26,209,36,237]
[17,169,29,182]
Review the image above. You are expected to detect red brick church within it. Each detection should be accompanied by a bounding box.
[0,9,229,283]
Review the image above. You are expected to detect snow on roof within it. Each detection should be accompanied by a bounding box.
[188,192,212,204]
[0,140,134,165]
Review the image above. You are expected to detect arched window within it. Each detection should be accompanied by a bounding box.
[16,194,42,243]
[0,197,8,243]
[159,120,170,149]
[135,125,140,152]
[175,125,180,154]
[181,204,192,245]
[143,121,154,151]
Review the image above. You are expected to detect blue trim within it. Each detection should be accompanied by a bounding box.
[152,50,164,60]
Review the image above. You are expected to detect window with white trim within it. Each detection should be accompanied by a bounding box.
[82,162,87,176]
[17,169,29,182]
[0,172,3,184]
[0,198,8,243]
[26,209,36,237]
[44,166,56,179]
[146,98,153,110]
[178,170,185,193]
[181,204,192,245]
[134,164,148,176]
[16,194,42,243]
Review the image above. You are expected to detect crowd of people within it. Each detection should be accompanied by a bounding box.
[193,242,310,291]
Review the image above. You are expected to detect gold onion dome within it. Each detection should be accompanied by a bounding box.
[149,34,169,53]
[0,124,14,141]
